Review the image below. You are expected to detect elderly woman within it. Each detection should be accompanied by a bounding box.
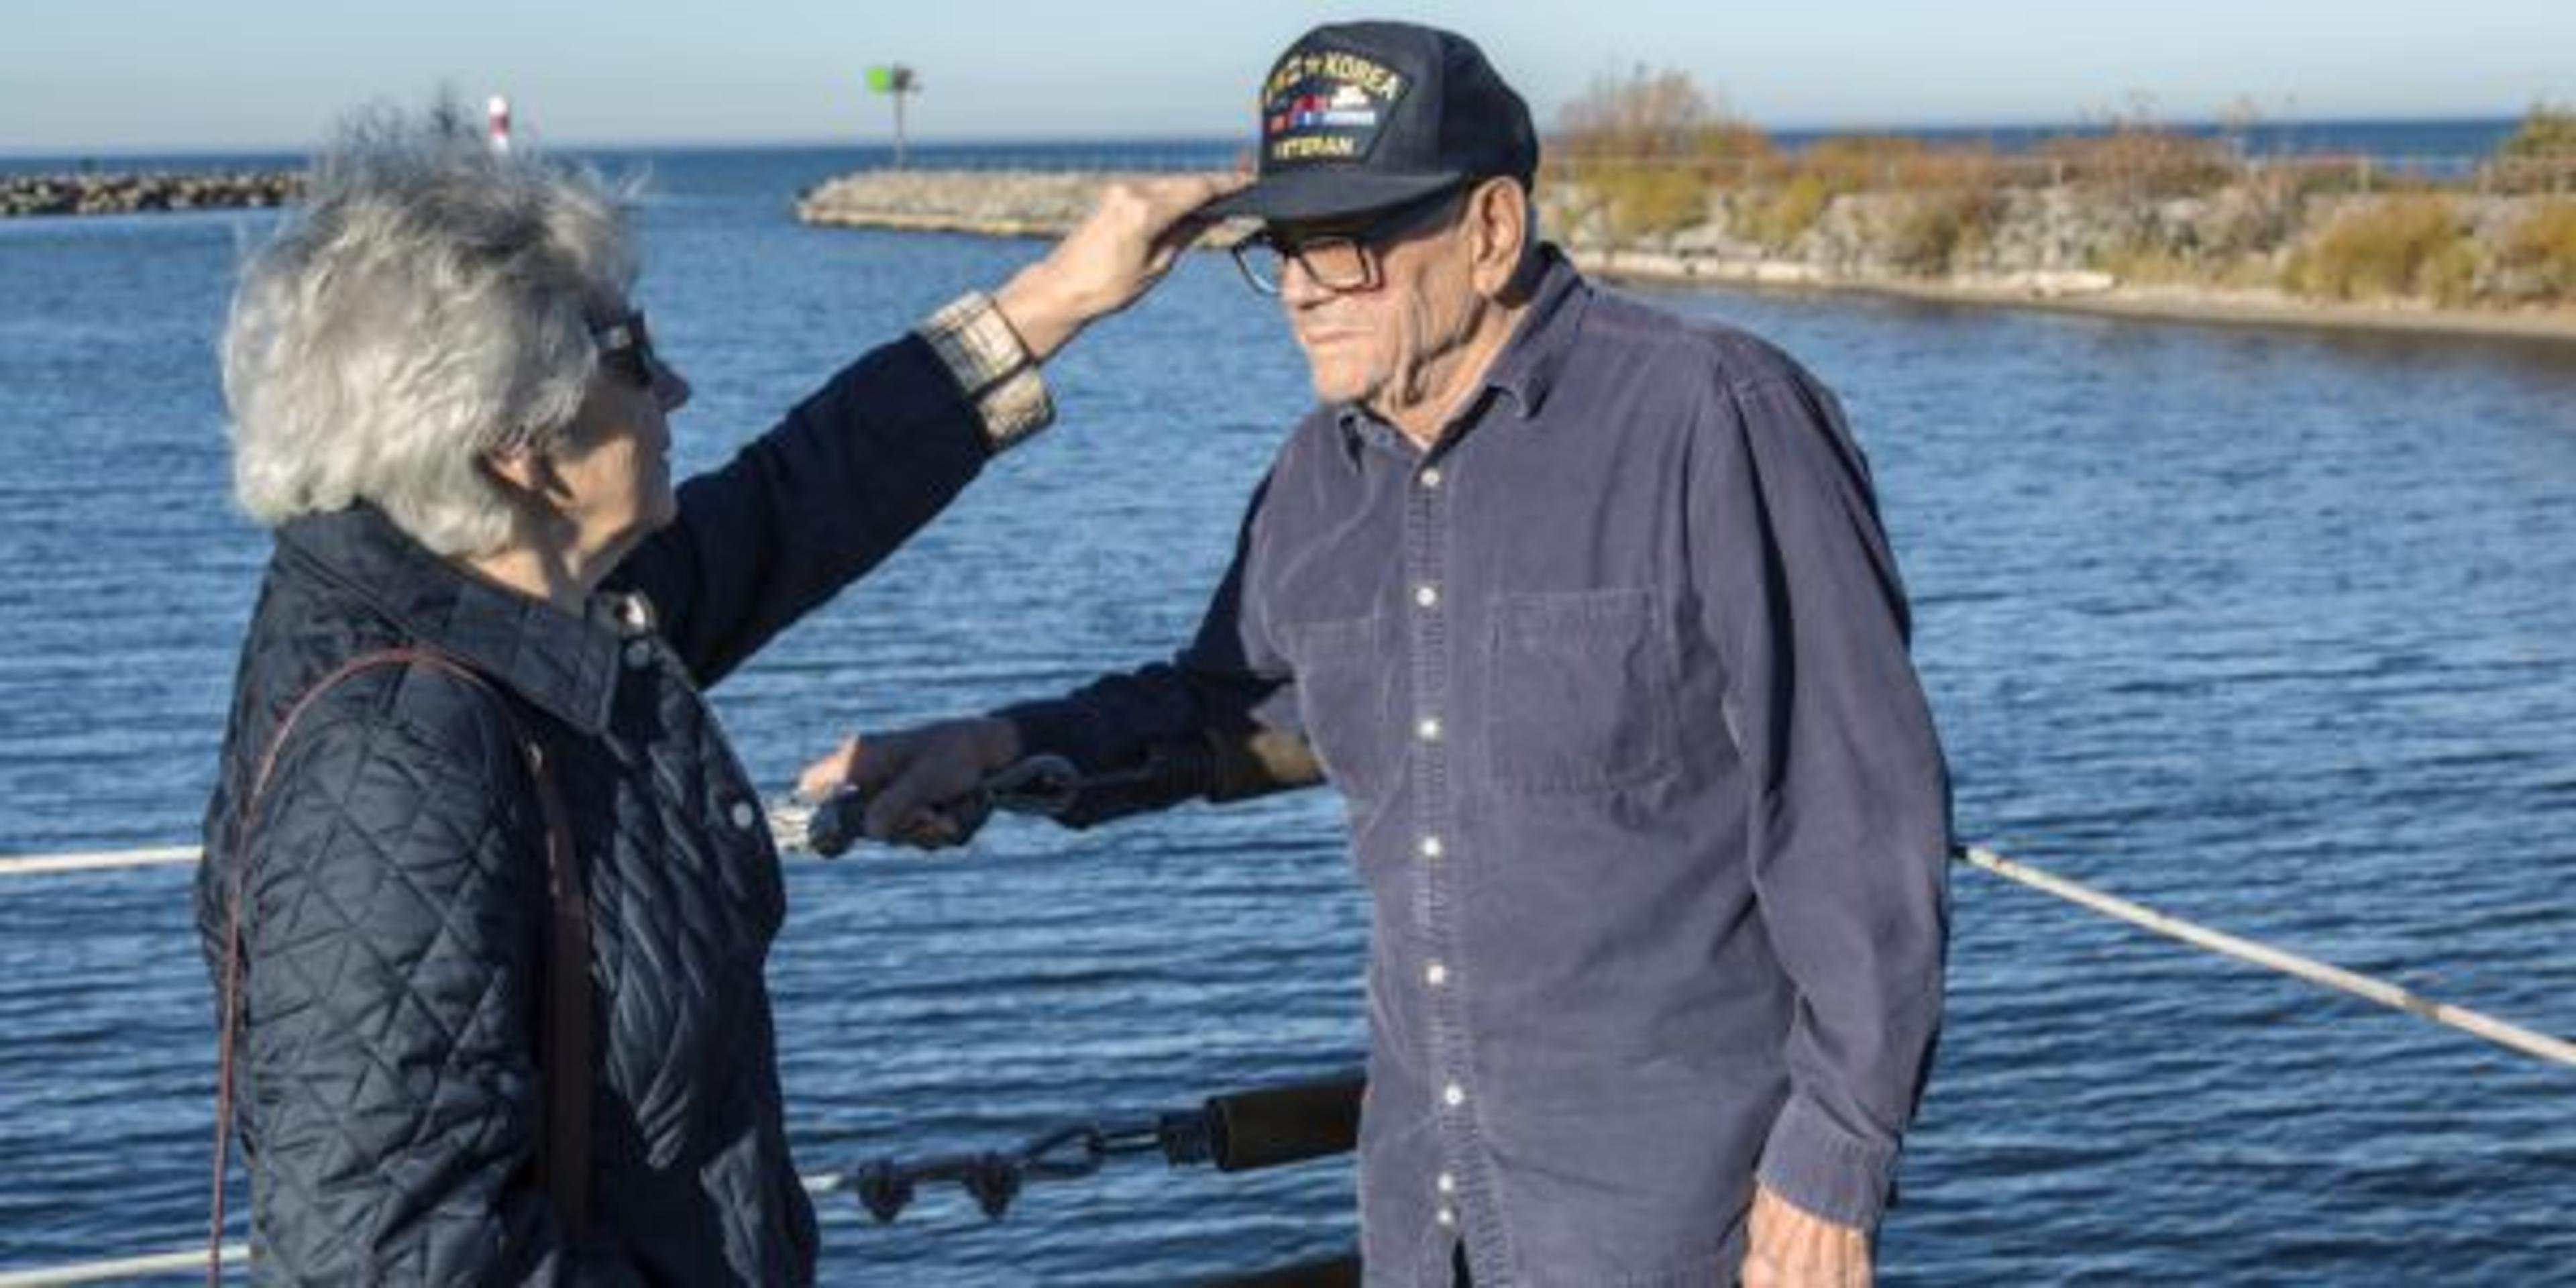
[195,111,1236,1283]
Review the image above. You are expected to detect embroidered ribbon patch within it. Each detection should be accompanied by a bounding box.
[1258,49,1409,166]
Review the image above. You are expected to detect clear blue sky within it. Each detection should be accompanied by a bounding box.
[3,1,2567,153]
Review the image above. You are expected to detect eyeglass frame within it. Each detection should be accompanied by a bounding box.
[590,309,661,388]
[1228,183,1473,297]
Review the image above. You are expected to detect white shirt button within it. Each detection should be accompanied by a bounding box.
[1413,584,1440,609]
[1437,1206,1458,1228]
[1419,467,1444,489]
[1416,717,1442,743]
[1419,836,1444,859]
[612,593,654,631]
[1442,1082,1465,1108]
[623,639,653,669]
[1437,1171,1456,1194]
[729,800,759,830]
[1425,961,1448,987]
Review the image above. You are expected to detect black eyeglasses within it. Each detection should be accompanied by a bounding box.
[1229,185,1468,297]
[591,310,659,388]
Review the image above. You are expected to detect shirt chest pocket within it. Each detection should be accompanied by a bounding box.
[1483,588,1680,796]
[1280,612,1397,803]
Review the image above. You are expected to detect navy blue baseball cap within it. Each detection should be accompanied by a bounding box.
[1203,21,1538,223]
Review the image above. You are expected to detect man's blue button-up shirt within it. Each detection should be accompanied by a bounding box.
[1008,251,1950,1287]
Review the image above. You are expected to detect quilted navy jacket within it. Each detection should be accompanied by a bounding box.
[197,333,999,1284]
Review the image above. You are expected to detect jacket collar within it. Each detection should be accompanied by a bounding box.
[276,504,628,736]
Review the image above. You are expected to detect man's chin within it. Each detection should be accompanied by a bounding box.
[1305,367,1376,408]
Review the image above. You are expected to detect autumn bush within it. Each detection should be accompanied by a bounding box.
[2038,118,2234,199]
[2494,199,2576,301]
[2488,103,2576,195]
[2288,197,2477,304]
[1885,185,2004,274]
[1550,66,1769,240]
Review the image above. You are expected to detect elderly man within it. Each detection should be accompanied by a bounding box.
[802,21,1948,1287]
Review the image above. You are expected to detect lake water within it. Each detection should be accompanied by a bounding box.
[0,145,2569,1283]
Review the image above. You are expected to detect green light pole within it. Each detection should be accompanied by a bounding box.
[866,64,920,168]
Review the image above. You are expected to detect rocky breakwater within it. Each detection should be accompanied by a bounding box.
[796,168,1254,246]
[0,170,301,218]
[794,166,2576,342]
[799,169,1141,238]
[1540,180,2576,341]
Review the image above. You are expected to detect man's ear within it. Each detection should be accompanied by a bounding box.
[1467,177,1530,298]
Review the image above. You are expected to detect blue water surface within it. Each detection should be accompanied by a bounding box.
[0,144,2569,1284]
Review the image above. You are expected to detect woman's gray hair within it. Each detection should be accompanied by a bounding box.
[223,106,638,556]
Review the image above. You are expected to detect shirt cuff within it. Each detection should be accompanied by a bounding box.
[915,291,1055,453]
[1754,1092,1900,1231]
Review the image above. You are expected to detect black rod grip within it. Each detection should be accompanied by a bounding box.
[1205,1071,1364,1173]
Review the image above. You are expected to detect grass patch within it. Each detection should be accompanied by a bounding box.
[2287,197,2475,304]
[1886,186,2004,274]
[1752,171,1835,249]
[2497,200,2576,301]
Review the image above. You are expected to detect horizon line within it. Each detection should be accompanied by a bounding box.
[0,109,2536,162]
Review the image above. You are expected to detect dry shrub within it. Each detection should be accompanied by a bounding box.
[1748,137,1998,250]
[2496,200,2576,301]
[2500,102,2576,160]
[1754,171,1835,249]
[2288,197,2475,303]
[2041,98,2235,198]
[1549,66,1770,240]
[1576,159,1715,240]
[1796,136,1930,189]
[1887,186,2003,274]
[2489,103,2576,195]
[1555,66,1767,162]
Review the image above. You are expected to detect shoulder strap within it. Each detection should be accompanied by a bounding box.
[209,646,592,1285]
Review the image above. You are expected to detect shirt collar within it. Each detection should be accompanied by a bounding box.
[276,504,630,736]
[1330,244,1592,460]
[1477,244,1589,423]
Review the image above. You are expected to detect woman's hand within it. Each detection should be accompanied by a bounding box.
[994,172,1252,362]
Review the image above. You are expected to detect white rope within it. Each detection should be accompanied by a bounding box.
[1957,845,2576,1069]
[0,845,199,877]
[0,803,832,877]
[0,1244,244,1287]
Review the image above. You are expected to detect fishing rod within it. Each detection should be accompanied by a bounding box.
[776,729,1325,857]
